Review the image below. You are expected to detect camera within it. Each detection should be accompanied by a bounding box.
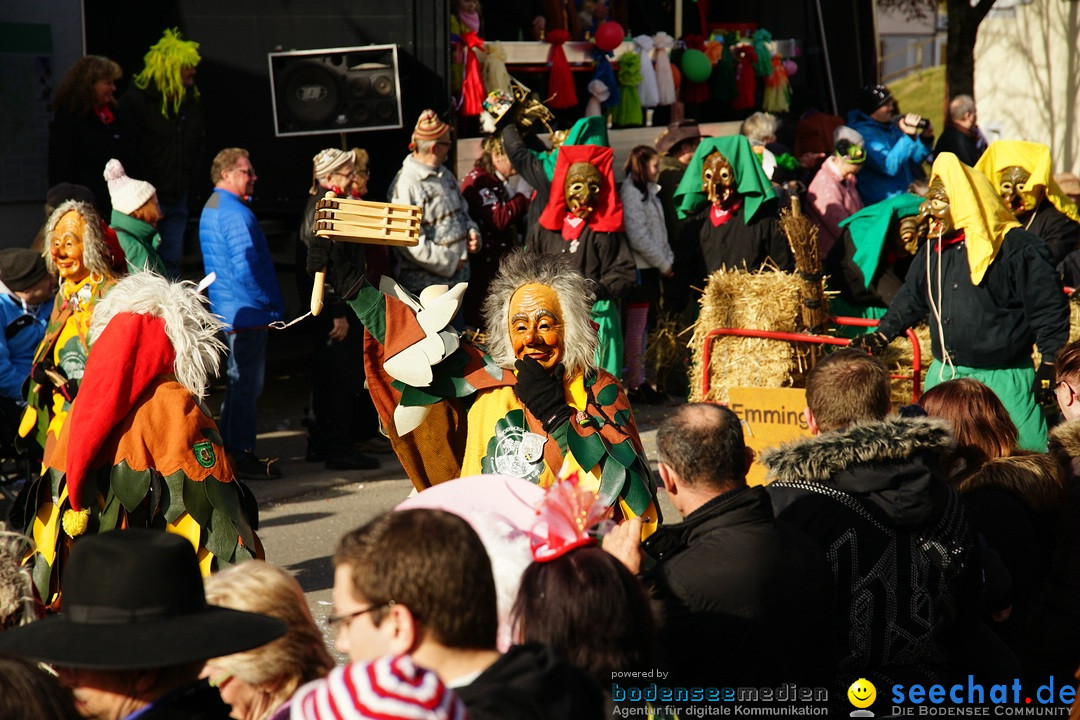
[894,115,929,130]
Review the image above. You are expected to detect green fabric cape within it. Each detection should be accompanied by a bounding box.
[534,116,610,182]
[838,193,924,289]
[674,135,776,221]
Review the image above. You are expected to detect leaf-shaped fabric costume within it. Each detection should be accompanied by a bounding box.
[19,273,116,464]
[348,277,661,536]
[12,313,259,607]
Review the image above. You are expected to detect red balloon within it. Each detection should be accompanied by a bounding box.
[594,21,625,52]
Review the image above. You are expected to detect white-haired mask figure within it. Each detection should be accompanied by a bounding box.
[306,238,662,538]
[21,200,121,461]
[12,273,261,609]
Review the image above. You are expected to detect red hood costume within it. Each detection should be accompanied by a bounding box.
[14,279,260,607]
[538,145,624,233]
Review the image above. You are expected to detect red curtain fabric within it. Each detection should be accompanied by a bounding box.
[546,29,579,109]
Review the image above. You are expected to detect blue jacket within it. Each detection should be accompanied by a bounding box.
[198,188,284,329]
[847,109,933,205]
[0,292,48,400]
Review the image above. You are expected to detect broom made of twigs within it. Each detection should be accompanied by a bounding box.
[778,196,828,366]
[779,197,828,329]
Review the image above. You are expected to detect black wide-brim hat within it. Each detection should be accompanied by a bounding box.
[0,529,285,670]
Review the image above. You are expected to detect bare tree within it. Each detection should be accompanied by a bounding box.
[877,0,996,98]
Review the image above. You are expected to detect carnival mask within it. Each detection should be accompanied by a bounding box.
[50,210,90,284]
[509,283,564,371]
[702,151,736,206]
[918,178,955,239]
[896,214,926,256]
[565,162,602,220]
[998,165,1041,216]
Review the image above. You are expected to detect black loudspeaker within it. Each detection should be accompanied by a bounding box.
[268,44,403,137]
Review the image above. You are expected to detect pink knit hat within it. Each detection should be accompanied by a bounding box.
[412,109,450,143]
[289,655,467,720]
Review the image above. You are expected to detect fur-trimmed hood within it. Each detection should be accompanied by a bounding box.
[763,417,955,527]
[1049,416,1080,463]
[762,416,954,484]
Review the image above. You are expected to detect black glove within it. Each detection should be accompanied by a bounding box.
[849,331,890,356]
[513,357,574,432]
[57,378,78,404]
[30,362,49,386]
[308,235,366,301]
[29,361,77,402]
[1033,361,1058,413]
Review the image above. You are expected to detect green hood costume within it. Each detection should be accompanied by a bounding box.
[838,193,924,289]
[533,116,610,182]
[674,135,776,221]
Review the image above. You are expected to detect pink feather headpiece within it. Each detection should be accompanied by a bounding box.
[530,472,614,562]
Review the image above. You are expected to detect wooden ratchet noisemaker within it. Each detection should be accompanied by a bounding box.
[309,197,421,316]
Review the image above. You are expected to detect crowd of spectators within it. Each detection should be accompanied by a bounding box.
[10,22,1080,720]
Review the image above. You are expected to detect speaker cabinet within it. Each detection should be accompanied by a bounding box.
[268,44,403,137]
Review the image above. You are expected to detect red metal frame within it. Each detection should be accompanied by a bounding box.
[700,316,923,402]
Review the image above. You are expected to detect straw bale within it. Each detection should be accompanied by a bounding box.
[689,267,805,403]
[879,324,932,406]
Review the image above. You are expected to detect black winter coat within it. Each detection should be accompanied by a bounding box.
[456,643,604,720]
[501,125,550,230]
[642,485,835,688]
[138,680,232,720]
[763,417,982,689]
[1027,417,1080,686]
[670,203,793,311]
[933,124,986,167]
[48,107,133,218]
[1021,199,1080,268]
[876,228,1069,368]
[119,86,205,204]
[525,225,635,301]
[823,225,912,308]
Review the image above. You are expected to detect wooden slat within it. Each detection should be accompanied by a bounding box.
[315,219,419,246]
[316,207,418,223]
[314,198,421,246]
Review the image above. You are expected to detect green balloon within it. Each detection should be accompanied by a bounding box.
[681,49,712,83]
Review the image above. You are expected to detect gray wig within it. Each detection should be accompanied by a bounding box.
[41,200,114,279]
[88,272,226,400]
[482,251,598,378]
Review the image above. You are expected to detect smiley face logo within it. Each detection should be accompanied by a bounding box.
[848,678,876,709]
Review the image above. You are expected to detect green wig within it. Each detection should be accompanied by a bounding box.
[133,28,201,117]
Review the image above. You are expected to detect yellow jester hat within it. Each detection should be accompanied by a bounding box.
[974,139,1080,224]
[931,152,1020,285]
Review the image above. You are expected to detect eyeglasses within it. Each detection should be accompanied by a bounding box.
[327,600,395,631]
[233,168,255,176]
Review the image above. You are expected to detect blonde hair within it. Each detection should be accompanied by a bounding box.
[210,148,249,185]
[203,561,333,709]
[42,201,114,279]
[352,147,370,171]
[131,196,162,226]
